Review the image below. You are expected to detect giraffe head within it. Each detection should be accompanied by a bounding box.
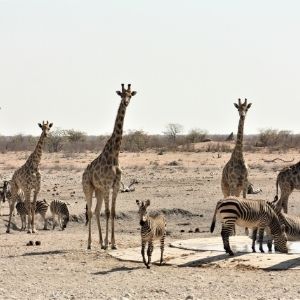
[234,98,252,119]
[38,121,53,137]
[116,84,137,106]
[136,199,150,225]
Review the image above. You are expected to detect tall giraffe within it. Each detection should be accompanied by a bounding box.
[82,84,137,250]
[221,98,252,198]
[6,121,53,233]
[274,161,300,213]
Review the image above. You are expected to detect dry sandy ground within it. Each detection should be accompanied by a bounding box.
[0,148,300,300]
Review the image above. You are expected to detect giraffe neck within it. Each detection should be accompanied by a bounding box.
[103,100,127,157]
[25,132,46,170]
[232,116,245,159]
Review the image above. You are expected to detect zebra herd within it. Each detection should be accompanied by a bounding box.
[0,181,70,231]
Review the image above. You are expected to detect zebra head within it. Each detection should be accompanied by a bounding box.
[274,224,288,253]
[136,200,150,226]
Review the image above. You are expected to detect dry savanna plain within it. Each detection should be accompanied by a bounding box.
[0,143,300,300]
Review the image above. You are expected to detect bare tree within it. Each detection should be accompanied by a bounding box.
[163,123,183,144]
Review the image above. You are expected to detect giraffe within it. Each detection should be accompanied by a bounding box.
[82,84,137,250]
[274,161,300,213]
[221,98,252,198]
[6,121,53,233]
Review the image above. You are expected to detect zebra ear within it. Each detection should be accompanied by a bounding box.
[281,224,286,232]
[145,199,150,207]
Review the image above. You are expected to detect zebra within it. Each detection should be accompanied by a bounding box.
[256,201,300,252]
[16,200,49,231]
[0,185,5,216]
[50,200,70,230]
[2,180,25,216]
[136,200,166,269]
[210,197,288,256]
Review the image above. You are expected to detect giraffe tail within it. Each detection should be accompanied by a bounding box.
[85,204,88,226]
[273,177,279,203]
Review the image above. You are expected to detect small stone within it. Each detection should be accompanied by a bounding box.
[180,229,185,233]
[195,228,200,233]
[186,296,194,300]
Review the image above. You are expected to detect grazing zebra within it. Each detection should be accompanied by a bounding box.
[210,197,288,256]
[136,200,166,269]
[257,201,300,252]
[50,200,69,230]
[16,200,49,231]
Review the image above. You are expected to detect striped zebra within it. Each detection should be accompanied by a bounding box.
[136,200,166,269]
[257,201,300,252]
[2,180,25,216]
[50,200,70,230]
[210,197,288,256]
[16,200,49,231]
[0,185,5,216]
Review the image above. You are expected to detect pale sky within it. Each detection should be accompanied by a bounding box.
[0,0,299,136]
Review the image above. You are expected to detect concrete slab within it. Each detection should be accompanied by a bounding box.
[109,236,300,270]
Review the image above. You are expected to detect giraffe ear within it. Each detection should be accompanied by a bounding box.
[145,199,150,207]
[247,103,252,109]
[234,103,239,109]
[116,91,122,96]
[49,123,53,128]
[38,123,43,129]
[131,91,137,96]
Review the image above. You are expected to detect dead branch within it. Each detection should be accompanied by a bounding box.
[262,157,294,163]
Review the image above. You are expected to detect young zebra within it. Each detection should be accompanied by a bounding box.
[50,200,70,230]
[136,200,166,269]
[210,197,288,256]
[2,180,24,216]
[16,200,49,231]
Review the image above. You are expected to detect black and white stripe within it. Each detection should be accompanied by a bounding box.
[136,200,166,269]
[2,180,24,217]
[50,200,70,230]
[16,200,49,231]
[210,197,288,255]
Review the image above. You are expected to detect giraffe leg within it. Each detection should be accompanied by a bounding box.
[111,173,121,250]
[23,191,32,234]
[95,189,104,249]
[83,182,93,250]
[6,199,16,233]
[103,190,110,250]
[31,190,39,233]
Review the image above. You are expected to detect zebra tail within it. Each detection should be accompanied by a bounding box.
[210,204,218,233]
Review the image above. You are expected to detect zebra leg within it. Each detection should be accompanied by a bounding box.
[251,228,258,252]
[258,228,265,253]
[42,214,48,230]
[141,241,147,267]
[52,213,56,230]
[21,214,26,231]
[221,225,234,256]
[160,235,165,265]
[147,241,154,269]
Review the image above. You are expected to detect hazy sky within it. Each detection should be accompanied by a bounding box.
[0,0,299,136]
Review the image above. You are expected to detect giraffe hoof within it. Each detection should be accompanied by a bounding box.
[101,245,108,250]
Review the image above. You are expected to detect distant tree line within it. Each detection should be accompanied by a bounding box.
[0,126,299,153]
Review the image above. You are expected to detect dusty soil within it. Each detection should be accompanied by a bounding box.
[0,148,300,300]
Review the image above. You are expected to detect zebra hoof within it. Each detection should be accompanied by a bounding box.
[111,245,117,250]
[229,251,234,256]
[101,245,108,250]
[87,245,91,250]
[146,265,151,269]
[27,230,32,234]
[6,229,10,234]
